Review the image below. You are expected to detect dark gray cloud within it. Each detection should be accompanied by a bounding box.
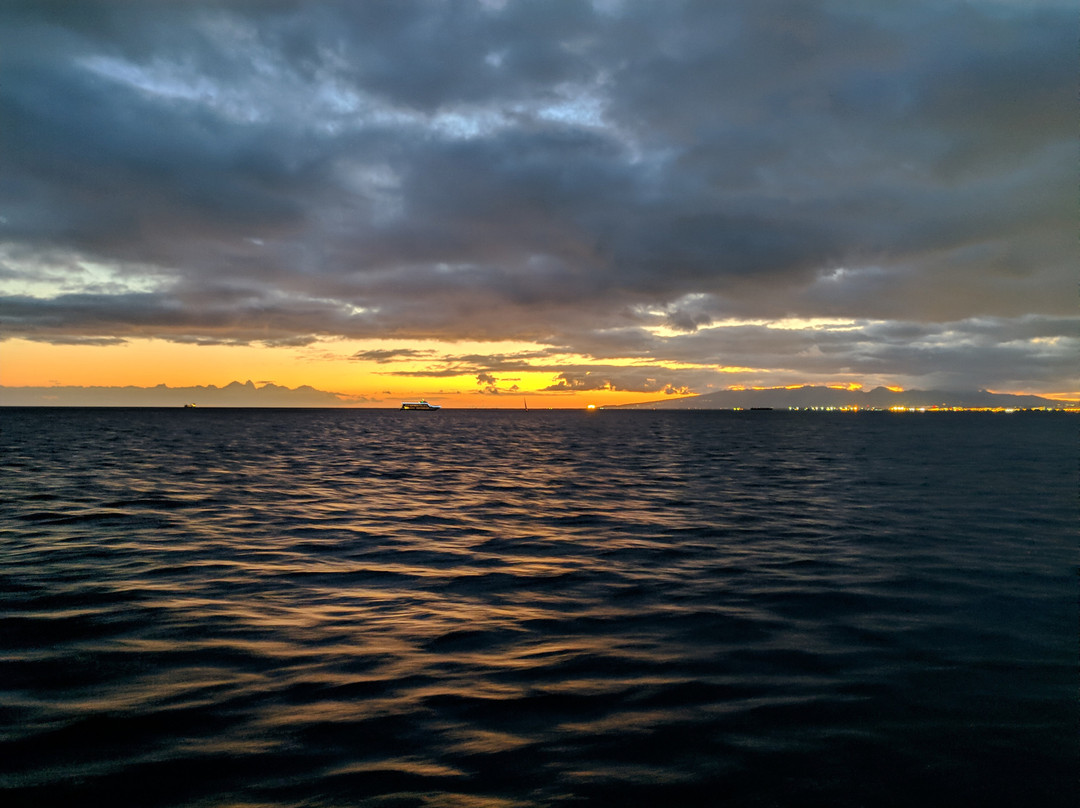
[352,347,436,363]
[0,0,1074,393]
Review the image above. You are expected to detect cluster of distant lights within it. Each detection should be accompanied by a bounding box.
[589,405,1077,413]
[777,406,1075,412]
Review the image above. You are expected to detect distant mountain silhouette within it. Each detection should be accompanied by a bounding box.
[0,381,366,407]
[614,386,1075,410]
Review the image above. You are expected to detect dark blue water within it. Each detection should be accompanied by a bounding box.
[1,408,1076,807]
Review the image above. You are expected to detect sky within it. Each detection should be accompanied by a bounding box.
[1,0,1075,407]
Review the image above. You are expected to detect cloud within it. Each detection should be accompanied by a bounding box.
[352,347,436,363]
[0,0,1074,393]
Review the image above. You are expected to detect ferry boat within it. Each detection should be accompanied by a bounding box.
[401,399,441,411]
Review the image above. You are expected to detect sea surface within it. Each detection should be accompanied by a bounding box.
[1,408,1076,807]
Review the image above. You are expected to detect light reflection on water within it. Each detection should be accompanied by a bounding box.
[0,408,1076,807]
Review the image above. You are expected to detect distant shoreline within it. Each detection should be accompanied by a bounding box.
[2,405,1075,413]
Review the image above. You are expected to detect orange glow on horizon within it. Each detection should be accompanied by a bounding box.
[3,338,1074,408]
[0,338,677,409]
[989,389,1080,403]
[734,383,854,392]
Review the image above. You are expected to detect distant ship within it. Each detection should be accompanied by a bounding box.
[183,403,197,408]
[401,399,441,411]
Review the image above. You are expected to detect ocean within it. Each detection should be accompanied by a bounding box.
[1,407,1076,807]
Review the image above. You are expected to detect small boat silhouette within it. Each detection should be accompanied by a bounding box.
[401,399,441,411]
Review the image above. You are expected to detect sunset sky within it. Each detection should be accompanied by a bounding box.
[1,0,1074,407]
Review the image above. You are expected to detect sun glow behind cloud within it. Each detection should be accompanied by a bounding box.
[0,337,683,407]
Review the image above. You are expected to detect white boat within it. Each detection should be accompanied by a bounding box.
[401,399,441,411]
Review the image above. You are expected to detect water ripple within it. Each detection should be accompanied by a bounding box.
[1,408,1076,807]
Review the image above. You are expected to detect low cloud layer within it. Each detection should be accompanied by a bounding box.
[1,0,1074,393]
